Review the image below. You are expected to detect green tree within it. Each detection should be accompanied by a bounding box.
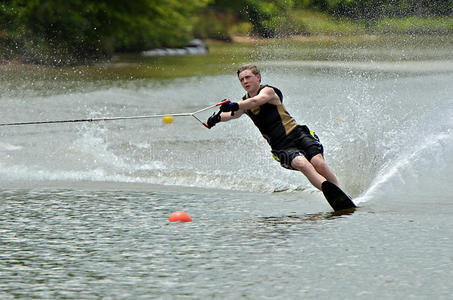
[204,0,296,37]
[0,0,210,64]
[242,0,296,37]
[304,0,453,19]
[293,0,453,18]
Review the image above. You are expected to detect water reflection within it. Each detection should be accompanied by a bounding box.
[259,209,356,226]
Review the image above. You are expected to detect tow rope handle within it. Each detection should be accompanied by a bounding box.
[201,99,230,128]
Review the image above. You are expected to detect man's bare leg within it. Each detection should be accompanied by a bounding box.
[310,154,339,186]
[291,156,326,190]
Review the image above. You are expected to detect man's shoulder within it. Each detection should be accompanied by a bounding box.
[259,85,283,103]
[259,85,277,94]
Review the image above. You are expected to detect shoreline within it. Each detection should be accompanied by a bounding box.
[2,32,453,67]
[229,33,381,44]
[1,33,452,80]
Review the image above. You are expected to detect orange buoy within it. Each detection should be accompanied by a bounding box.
[168,211,192,222]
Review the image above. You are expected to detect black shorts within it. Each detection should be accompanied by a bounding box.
[271,125,324,170]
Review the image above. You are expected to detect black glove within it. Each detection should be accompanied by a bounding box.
[220,101,239,115]
[206,112,221,128]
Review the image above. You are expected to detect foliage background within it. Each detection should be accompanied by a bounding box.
[0,0,210,64]
[1,0,453,64]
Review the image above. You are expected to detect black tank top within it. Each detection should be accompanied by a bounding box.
[242,85,298,148]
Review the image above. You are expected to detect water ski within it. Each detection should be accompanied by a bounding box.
[322,181,356,212]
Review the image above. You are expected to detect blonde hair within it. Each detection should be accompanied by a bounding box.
[237,64,260,77]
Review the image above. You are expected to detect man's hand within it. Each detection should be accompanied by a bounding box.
[220,101,239,115]
[206,112,221,128]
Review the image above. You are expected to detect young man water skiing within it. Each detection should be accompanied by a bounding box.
[206,64,354,209]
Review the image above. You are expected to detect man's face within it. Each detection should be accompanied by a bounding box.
[238,70,261,93]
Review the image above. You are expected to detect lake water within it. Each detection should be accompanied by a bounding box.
[1,37,453,299]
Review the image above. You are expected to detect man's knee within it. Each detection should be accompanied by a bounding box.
[291,156,312,171]
[310,154,327,170]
